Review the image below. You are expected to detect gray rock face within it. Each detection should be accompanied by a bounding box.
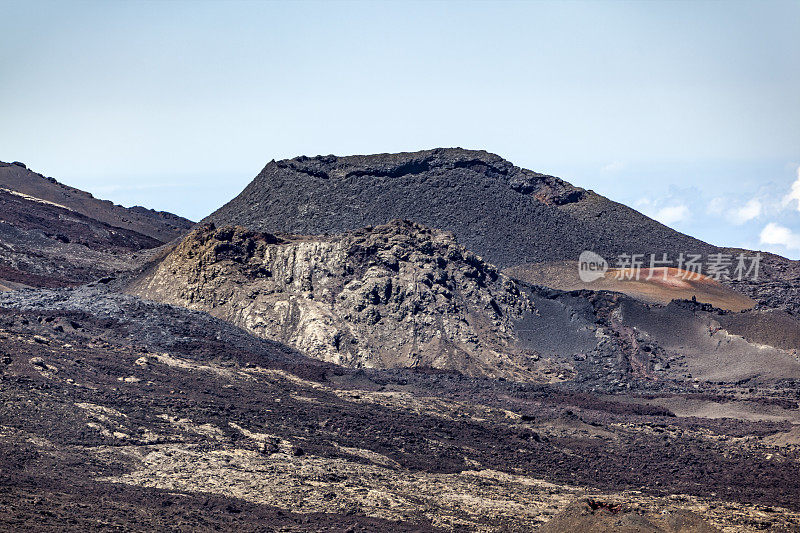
[204,148,716,268]
[129,220,543,380]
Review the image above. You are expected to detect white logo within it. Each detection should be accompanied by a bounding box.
[578,251,608,283]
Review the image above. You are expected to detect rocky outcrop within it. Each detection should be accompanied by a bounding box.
[129,220,540,380]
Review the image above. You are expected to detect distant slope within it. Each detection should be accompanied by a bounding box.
[204,148,717,268]
[0,161,193,288]
[0,161,193,242]
[0,188,158,287]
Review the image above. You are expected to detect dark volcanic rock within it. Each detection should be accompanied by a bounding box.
[726,252,800,315]
[538,498,721,533]
[0,161,193,243]
[2,283,800,531]
[204,148,716,268]
[0,162,194,289]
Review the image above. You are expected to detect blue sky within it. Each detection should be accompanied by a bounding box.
[2,1,799,257]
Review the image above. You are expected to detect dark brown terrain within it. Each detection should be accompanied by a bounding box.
[0,161,192,243]
[2,284,800,531]
[2,152,800,531]
[0,161,193,289]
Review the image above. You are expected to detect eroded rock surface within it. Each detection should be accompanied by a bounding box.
[1,286,799,531]
[130,220,539,380]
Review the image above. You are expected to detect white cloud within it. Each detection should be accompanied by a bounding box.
[731,198,762,225]
[760,222,800,250]
[601,161,625,173]
[636,198,690,226]
[708,197,724,215]
[782,165,800,211]
[707,197,761,225]
[653,205,689,225]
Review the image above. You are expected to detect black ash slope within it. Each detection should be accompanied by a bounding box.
[0,161,193,243]
[205,148,717,268]
[0,162,194,289]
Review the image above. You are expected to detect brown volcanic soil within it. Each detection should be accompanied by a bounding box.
[538,498,721,533]
[507,262,756,312]
[2,285,800,531]
[0,188,162,288]
[615,298,800,383]
[0,161,193,242]
[717,308,800,350]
